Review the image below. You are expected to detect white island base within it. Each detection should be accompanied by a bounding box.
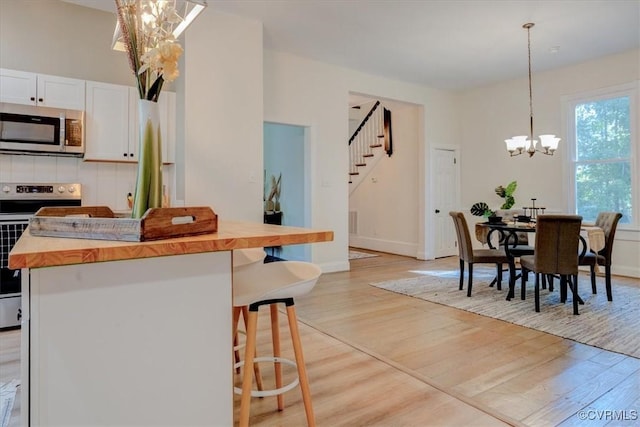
[23,251,232,426]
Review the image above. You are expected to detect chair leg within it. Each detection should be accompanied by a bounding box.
[496,263,502,290]
[270,304,284,411]
[548,274,554,292]
[590,265,597,294]
[467,263,473,297]
[286,304,316,427]
[534,273,540,312]
[569,275,579,315]
[520,267,526,301]
[605,265,613,301]
[239,309,259,427]
[560,275,567,303]
[541,273,547,290]
[459,259,465,291]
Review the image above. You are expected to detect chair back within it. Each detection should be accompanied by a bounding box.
[449,211,474,262]
[594,212,623,261]
[533,214,583,275]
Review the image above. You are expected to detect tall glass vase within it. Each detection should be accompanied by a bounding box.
[131,99,163,219]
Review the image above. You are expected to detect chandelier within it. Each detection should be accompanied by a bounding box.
[505,23,560,157]
[112,0,207,52]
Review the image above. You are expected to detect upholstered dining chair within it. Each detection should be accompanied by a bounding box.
[578,212,622,301]
[449,211,509,297]
[519,214,583,314]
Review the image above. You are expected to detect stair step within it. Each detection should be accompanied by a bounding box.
[349,172,359,176]
[370,144,382,148]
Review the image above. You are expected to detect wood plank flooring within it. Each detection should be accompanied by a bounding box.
[2,251,639,426]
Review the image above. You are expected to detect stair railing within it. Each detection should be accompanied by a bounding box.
[349,100,388,181]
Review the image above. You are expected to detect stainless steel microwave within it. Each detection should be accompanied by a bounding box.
[0,110,84,157]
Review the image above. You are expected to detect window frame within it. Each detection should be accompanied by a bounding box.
[563,81,639,228]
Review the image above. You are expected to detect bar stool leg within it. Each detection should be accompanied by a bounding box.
[269,304,284,410]
[286,304,316,427]
[240,306,264,391]
[239,309,258,427]
[233,307,242,374]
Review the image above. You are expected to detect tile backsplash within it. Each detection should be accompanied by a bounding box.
[0,154,174,211]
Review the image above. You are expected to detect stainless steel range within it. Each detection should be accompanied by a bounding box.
[0,182,81,329]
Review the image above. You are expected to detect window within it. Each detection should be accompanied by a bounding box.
[566,84,637,225]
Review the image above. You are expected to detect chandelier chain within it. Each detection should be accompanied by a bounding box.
[527,23,534,144]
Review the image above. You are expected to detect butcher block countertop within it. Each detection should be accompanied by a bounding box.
[9,220,334,269]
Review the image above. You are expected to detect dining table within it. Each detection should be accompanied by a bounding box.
[477,220,605,301]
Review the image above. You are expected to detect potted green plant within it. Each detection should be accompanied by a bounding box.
[470,181,518,223]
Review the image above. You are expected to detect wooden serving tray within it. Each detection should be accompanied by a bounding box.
[29,206,218,242]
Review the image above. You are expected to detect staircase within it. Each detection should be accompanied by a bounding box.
[349,100,391,193]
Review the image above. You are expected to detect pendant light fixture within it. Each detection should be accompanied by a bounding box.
[505,23,560,157]
[111,0,207,52]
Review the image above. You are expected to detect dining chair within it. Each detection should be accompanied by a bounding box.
[578,212,622,301]
[449,211,509,297]
[519,214,583,314]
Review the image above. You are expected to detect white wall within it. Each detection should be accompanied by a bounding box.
[349,99,420,256]
[264,51,460,269]
[183,11,263,223]
[457,49,640,277]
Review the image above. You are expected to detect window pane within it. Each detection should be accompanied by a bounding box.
[576,161,631,223]
[575,96,630,161]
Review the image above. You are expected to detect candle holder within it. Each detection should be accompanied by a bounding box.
[522,198,546,221]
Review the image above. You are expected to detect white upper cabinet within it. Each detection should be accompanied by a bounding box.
[84,81,176,163]
[84,81,132,162]
[0,68,85,110]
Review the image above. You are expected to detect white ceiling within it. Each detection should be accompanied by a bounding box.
[65,0,640,91]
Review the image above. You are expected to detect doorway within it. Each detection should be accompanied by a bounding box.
[263,122,311,261]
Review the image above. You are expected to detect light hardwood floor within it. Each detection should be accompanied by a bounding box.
[2,251,639,426]
[233,251,640,426]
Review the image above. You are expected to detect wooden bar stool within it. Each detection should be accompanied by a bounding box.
[233,261,321,427]
[232,249,267,377]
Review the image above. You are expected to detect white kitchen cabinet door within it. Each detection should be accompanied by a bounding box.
[0,68,37,106]
[0,68,84,110]
[36,73,85,110]
[84,81,133,162]
[161,90,176,164]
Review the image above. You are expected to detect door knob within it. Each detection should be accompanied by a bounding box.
[435,209,440,213]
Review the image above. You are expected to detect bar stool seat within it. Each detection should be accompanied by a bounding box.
[233,261,321,427]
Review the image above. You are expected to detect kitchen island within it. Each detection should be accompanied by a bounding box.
[9,220,333,426]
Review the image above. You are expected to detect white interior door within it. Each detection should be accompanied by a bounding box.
[433,148,458,257]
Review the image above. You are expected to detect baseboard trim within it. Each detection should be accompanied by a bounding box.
[349,235,417,258]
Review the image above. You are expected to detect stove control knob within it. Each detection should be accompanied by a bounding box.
[58,186,66,193]
[2,185,10,193]
[68,186,76,193]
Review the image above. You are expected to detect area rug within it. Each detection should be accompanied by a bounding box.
[370,269,640,359]
[0,380,19,427]
[349,250,379,260]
